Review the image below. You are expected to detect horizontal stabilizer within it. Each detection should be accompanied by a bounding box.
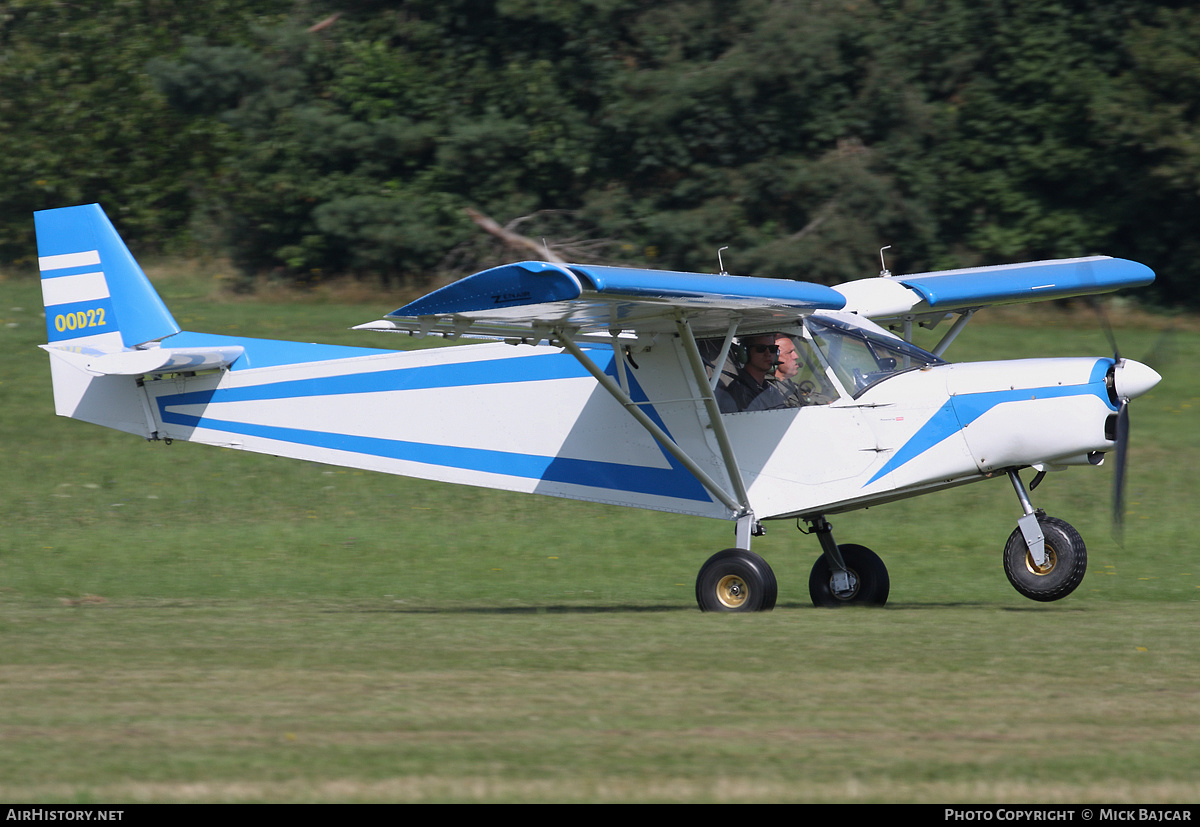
[41,343,245,376]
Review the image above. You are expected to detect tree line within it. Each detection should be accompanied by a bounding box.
[2,0,1198,306]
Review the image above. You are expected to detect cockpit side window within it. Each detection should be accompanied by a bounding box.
[701,330,840,413]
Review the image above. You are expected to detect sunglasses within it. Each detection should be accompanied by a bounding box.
[747,344,780,354]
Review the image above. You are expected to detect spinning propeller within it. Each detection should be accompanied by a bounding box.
[1096,305,1163,544]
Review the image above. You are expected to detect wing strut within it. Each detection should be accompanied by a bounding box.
[673,318,751,508]
[931,310,975,358]
[674,317,761,547]
[555,327,748,519]
[708,321,738,392]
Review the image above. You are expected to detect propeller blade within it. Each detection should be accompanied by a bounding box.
[1087,295,1121,362]
[1112,398,1130,545]
[1140,327,1175,374]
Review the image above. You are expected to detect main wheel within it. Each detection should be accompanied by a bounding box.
[1003,515,1087,602]
[695,548,778,612]
[808,544,890,607]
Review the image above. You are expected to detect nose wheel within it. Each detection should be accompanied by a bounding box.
[1004,471,1088,602]
[1003,515,1087,601]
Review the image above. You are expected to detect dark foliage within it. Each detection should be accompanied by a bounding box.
[1,0,1196,306]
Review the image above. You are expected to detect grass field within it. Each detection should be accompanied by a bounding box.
[1,264,1197,803]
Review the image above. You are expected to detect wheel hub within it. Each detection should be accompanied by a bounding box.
[831,569,859,600]
[1024,546,1058,576]
[715,574,748,609]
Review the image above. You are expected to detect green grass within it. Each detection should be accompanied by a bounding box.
[1,268,1198,802]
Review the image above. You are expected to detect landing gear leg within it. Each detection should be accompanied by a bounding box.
[1008,469,1046,568]
[806,517,890,607]
[734,513,765,550]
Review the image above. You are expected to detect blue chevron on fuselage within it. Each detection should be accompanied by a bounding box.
[864,358,1117,486]
[150,343,713,505]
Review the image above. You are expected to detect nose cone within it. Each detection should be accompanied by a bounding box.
[1113,359,1161,401]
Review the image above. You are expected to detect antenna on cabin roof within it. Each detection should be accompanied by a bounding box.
[879,245,893,278]
[718,246,730,276]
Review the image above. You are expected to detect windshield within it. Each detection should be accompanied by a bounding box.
[805,316,944,396]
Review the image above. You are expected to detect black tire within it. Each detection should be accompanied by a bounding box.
[1003,515,1087,602]
[695,548,778,612]
[808,544,890,607]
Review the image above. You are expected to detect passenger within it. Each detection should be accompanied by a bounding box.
[769,334,806,408]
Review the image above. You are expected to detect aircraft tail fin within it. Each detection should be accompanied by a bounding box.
[36,204,184,436]
[36,203,181,349]
[34,204,353,436]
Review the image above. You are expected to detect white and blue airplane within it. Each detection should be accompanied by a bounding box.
[36,203,1161,611]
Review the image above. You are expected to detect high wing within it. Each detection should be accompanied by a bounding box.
[834,256,1154,321]
[357,256,1153,350]
[355,260,847,340]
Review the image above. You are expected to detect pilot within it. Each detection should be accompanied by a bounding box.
[717,333,799,413]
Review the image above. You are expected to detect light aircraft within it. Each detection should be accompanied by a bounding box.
[36,204,1161,611]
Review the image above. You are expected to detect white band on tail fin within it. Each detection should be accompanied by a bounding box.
[39,251,122,349]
